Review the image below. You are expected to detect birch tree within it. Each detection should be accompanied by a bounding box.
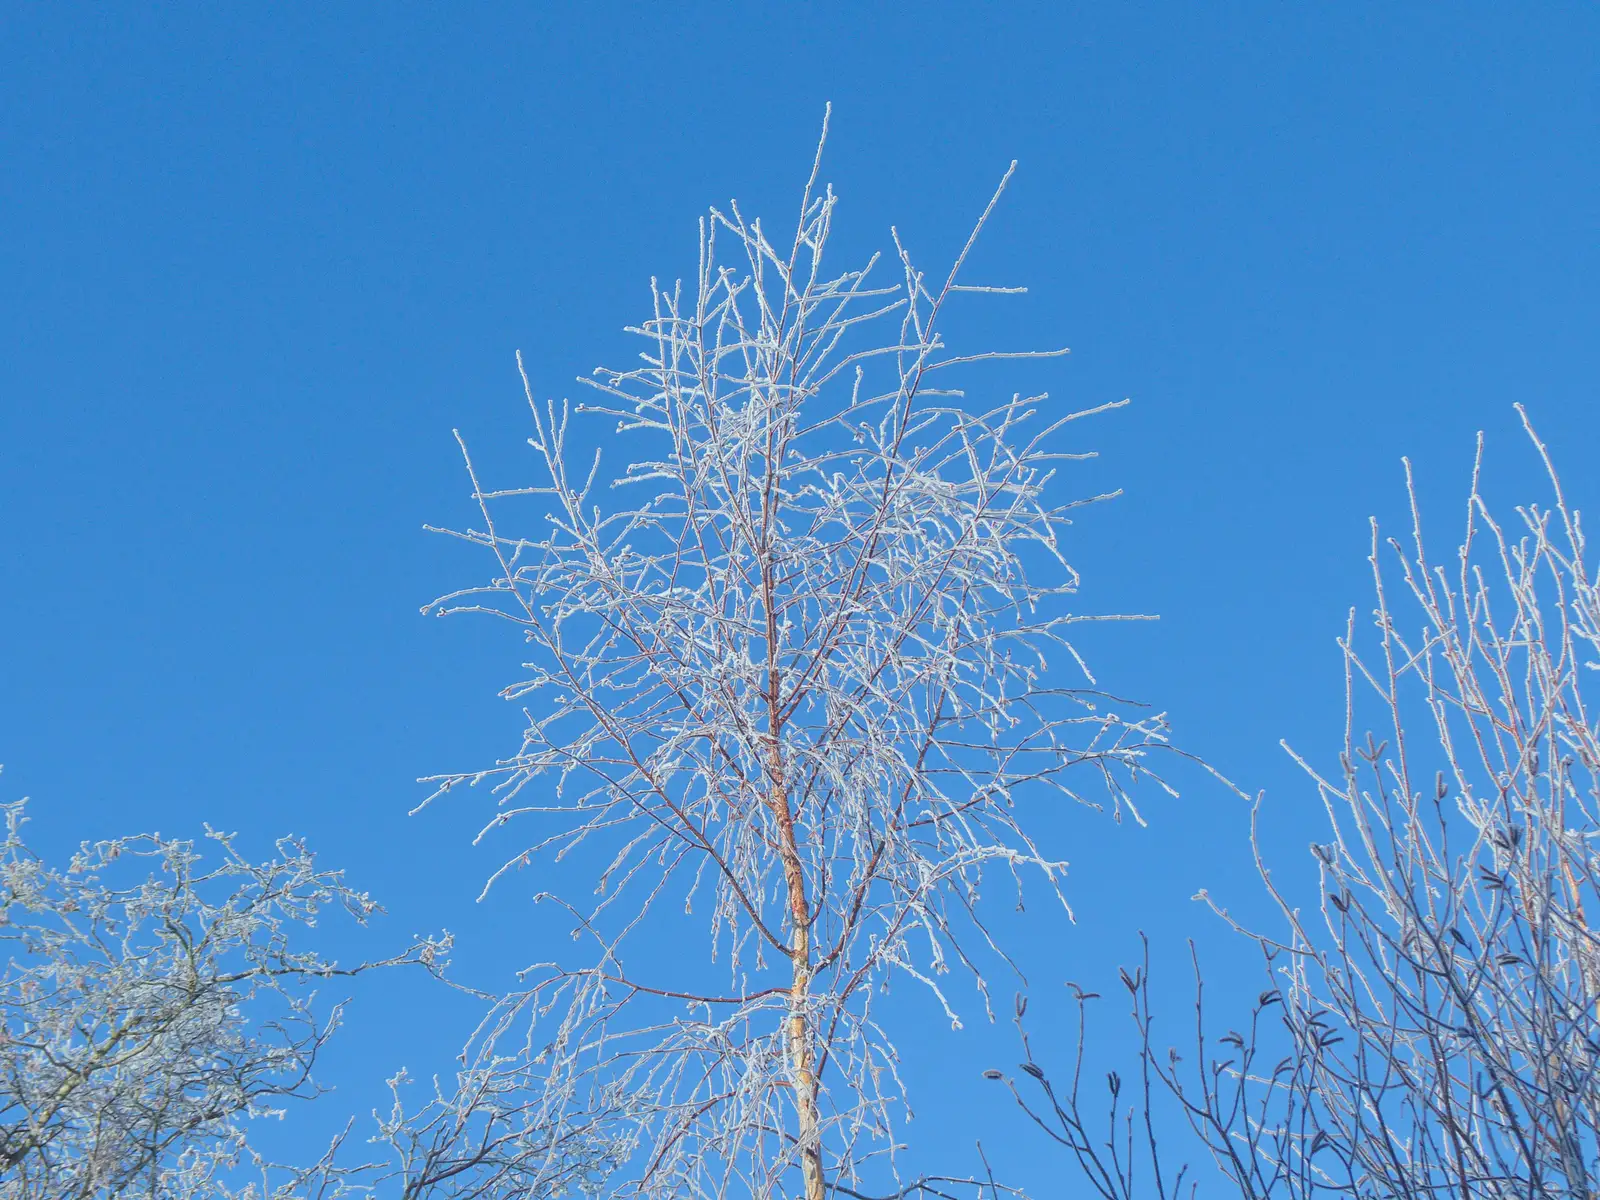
[421,113,1174,1199]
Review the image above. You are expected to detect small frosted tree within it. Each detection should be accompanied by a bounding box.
[1250,409,1600,1196]
[0,791,623,1200]
[422,114,1173,1200]
[1001,408,1600,1198]
[0,797,434,1199]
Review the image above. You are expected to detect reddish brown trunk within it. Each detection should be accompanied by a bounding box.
[764,558,823,1200]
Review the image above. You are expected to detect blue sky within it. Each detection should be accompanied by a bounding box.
[3,5,1597,1192]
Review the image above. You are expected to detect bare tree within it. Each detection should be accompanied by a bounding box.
[0,794,432,1198]
[419,111,1173,1200]
[1001,407,1600,1198]
[0,791,628,1200]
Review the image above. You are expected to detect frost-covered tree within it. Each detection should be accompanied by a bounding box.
[1003,409,1600,1198]
[421,112,1174,1200]
[0,794,621,1200]
[0,796,428,1199]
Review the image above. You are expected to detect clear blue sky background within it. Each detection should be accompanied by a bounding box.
[3,5,1597,1193]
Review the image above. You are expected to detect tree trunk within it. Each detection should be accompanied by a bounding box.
[781,807,823,1200]
[765,559,823,1200]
